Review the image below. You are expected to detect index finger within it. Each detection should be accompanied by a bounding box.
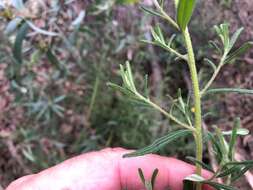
[6,148,213,190]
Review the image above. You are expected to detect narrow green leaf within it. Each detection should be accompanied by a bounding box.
[145,181,153,190]
[228,27,244,52]
[222,128,249,136]
[151,27,160,42]
[184,174,238,190]
[123,129,192,157]
[36,105,48,120]
[53,95,66,103]
[231,165,252,182]
[51,105,65,118]
[151,169,159,188]
[205,88,253,95]
[26,21,59,36]
[183,174,203,190]
[127,98,150,107]
[140,39,156,45]
[215,127,229,161]
[140,6,164,18]
[13,21,29,64]
[208,132,223,162]
[225,41,253,63]
[176,0,196,31]
[184,174,205,182]
[217,165,241,178]
[126,61,137,92]
[214,23,230,50]
[204,58,217,71]
[168,34,176,47]
[108,82,149,107]
[219,160,253,181]
[159,0,165,7]
[107,83,135,97]
[154,25,165,43]
[228,118,240,160]
[186,156,214,172]
[138,168,146,185]
[119,64,131,89]
[209,40,222,54]
[224,160,253,167]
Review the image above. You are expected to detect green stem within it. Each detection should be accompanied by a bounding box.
[136,92,194,131]
[142,41,187,61]
[200,54,226,96]
[183,28,203,189]
[87,76,100,120]
[152,0,179,30]
[159,43,187,61]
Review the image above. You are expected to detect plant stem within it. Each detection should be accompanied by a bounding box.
[159,43,187,61]
[136,92,194,131]
[200,54,226,96]
[143,41,187,61]
[152,0,179,30]
[183,28,203,190]
[87,76,100,120]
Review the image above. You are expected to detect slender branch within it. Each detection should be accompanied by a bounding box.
[136,92,194,131]
[200,54,227,96]
[159,43,187,61]
[183,28,203,190]
[152,0,179,30]
[144,40,187,60]
[87,75,100,120]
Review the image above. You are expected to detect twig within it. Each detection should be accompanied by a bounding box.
[152,0,179,30]
[87,75,100,121]
[200,54,226,96]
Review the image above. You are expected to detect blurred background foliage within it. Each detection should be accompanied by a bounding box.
[0,0,252,189]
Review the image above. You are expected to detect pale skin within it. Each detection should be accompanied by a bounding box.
[6,148,213,190]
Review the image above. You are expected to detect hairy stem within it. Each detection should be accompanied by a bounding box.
[183,28,203,190]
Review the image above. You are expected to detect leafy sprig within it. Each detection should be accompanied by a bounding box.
[201,23,253,96]
[107,62,193,130]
